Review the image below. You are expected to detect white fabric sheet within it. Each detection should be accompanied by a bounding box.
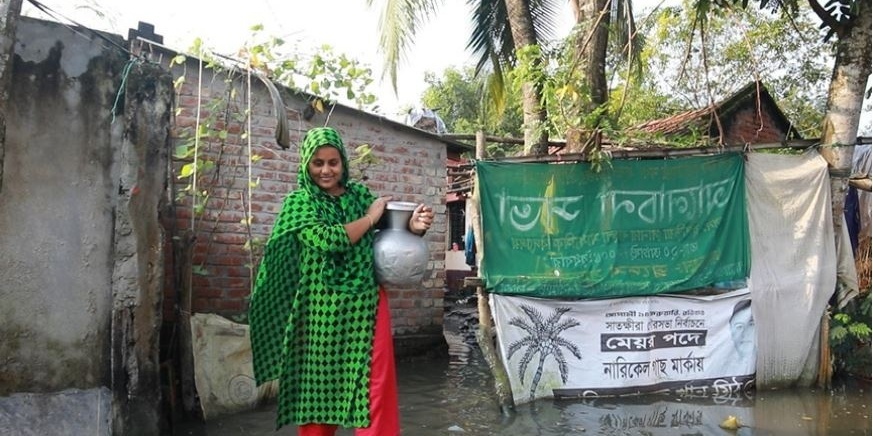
[745,151,837,386]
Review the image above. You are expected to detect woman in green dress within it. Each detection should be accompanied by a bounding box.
[248,126,433,436]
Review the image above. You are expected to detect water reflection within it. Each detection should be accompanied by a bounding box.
[396,315,870,436]
[174,310,871,436]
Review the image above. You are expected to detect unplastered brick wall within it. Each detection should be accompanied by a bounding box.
[161,56,447,346]
[724,106,788,144]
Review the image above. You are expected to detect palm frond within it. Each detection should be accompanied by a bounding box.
[553,349,571,382]
[508,317,537,335]
[520,304,547,330]
[552,318,581,335]
[468,0,514,75]
[517,345,539,383]
[370,0,442,92]
[611,0,647,78]
[528,0,566,42]
[483,69,507,117]
[468,0,565,83]
[507,336,536,356]
[553,336,583,359]
[545,306,572,326]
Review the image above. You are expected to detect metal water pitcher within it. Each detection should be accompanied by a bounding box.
[373,201,429,286]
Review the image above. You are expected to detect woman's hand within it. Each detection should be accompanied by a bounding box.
[409,204,433,235]
[367,196,392,226]
[347,196,391,244]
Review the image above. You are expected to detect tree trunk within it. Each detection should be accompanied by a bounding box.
[568,0,611,153]
[571,0,610,107]
[504,0,549,155]
[818,0,871,171]
[814,0,871,388]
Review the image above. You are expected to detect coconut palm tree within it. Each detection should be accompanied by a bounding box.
[506,304,582,401]
[563,0,640,152]
[367,0,563,154]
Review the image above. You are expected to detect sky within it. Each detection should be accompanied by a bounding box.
[22,0,574,122]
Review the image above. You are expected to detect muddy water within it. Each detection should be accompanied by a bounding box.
[173,307,871,436]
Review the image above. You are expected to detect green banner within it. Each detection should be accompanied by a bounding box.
[476,154,749,298]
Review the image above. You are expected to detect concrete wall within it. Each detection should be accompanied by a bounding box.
[0,17,173,436]
[0,17,124,396]
[0,388,112,435]
[0,17,126,436]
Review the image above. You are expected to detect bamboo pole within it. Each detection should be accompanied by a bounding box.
[441,135,827,159]
[816,313,832,388]
[470,130,515,415]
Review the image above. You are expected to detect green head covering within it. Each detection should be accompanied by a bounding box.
[298,127,350,196]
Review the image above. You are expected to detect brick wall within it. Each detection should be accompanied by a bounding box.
[724,106,788,145]
[159,53,449,352]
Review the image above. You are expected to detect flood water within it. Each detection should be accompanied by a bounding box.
[173,305,871,436]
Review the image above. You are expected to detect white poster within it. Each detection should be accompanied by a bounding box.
[490,289,755,405]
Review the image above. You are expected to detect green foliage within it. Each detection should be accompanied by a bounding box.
[637,1,832,138]
[538,41,595,135]
[171,63,232,219]
[830,292,872,378]
[529,0,831,147]
[420,66,524,157]
[409,0,834,154]
[349,143,379,181]
[236,26,379,112]
[420,68,485,132]
[587,149,614,173]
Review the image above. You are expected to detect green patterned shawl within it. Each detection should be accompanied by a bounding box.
[249,127,379,429]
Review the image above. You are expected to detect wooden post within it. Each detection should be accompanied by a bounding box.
[471,130,515,414]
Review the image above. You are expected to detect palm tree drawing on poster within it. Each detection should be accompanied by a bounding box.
[507,305,582,401]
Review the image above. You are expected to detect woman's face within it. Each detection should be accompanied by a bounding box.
[308,145,344,195]
[730,305,755,358]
